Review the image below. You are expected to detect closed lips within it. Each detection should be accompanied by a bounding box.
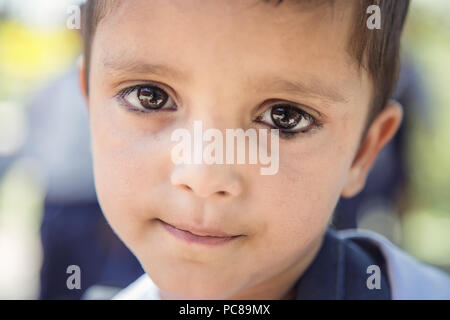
[157,219,241,238]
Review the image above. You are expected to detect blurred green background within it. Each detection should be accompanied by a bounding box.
[401,0,450,268]
[0,0,449,299]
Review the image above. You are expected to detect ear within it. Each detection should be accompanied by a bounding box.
[341,100,403,198]
[77,55,89,109]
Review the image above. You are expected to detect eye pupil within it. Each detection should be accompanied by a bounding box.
[138,86,167,109]
[271,105,303,129]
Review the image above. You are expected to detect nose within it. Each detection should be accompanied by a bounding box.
[170,164,243,199]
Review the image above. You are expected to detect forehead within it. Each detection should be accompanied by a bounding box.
[90,0,367,107]
[94,0,353,59]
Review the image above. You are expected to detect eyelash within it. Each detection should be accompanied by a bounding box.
[114,84,323,139]
[115,84,177,115]
[254,103,322,140]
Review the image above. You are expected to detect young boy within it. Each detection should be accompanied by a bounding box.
[79,0,450,299]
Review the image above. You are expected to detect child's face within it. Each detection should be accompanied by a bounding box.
[84,0,402,299]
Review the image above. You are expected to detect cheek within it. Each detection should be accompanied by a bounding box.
[88,98,171,240]
[249,135,352,261]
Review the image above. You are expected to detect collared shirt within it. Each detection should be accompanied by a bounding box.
[294,228,390,299]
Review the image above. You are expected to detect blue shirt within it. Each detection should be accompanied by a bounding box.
[295,228,390,299]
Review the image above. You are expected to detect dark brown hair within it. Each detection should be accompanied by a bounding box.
[81,0,410,133]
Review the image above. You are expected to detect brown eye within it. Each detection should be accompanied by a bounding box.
[138,86,168,109]
[271,105,314,131]
[117,85,177,112]
[255,103,317,136]
[271,105,304,129]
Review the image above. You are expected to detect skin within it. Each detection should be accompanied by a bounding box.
[80,0,403,299]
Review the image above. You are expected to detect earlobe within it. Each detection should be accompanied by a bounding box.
[341,100,403,198]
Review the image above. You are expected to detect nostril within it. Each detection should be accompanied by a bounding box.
[182,185,192,191]
[217,191,227,196]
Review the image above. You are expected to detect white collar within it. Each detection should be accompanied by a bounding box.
[112,274,161,300]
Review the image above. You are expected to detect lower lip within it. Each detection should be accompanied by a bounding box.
[159,220,241,246]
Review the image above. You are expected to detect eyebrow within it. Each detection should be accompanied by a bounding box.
[103,58,190,82]
[103,57,348,104]
[251,76,349,104]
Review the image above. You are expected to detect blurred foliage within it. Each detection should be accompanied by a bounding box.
[403,8,450,215]
[0,17,81,298]
[0,19,81,101]
[401,5,450,266]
